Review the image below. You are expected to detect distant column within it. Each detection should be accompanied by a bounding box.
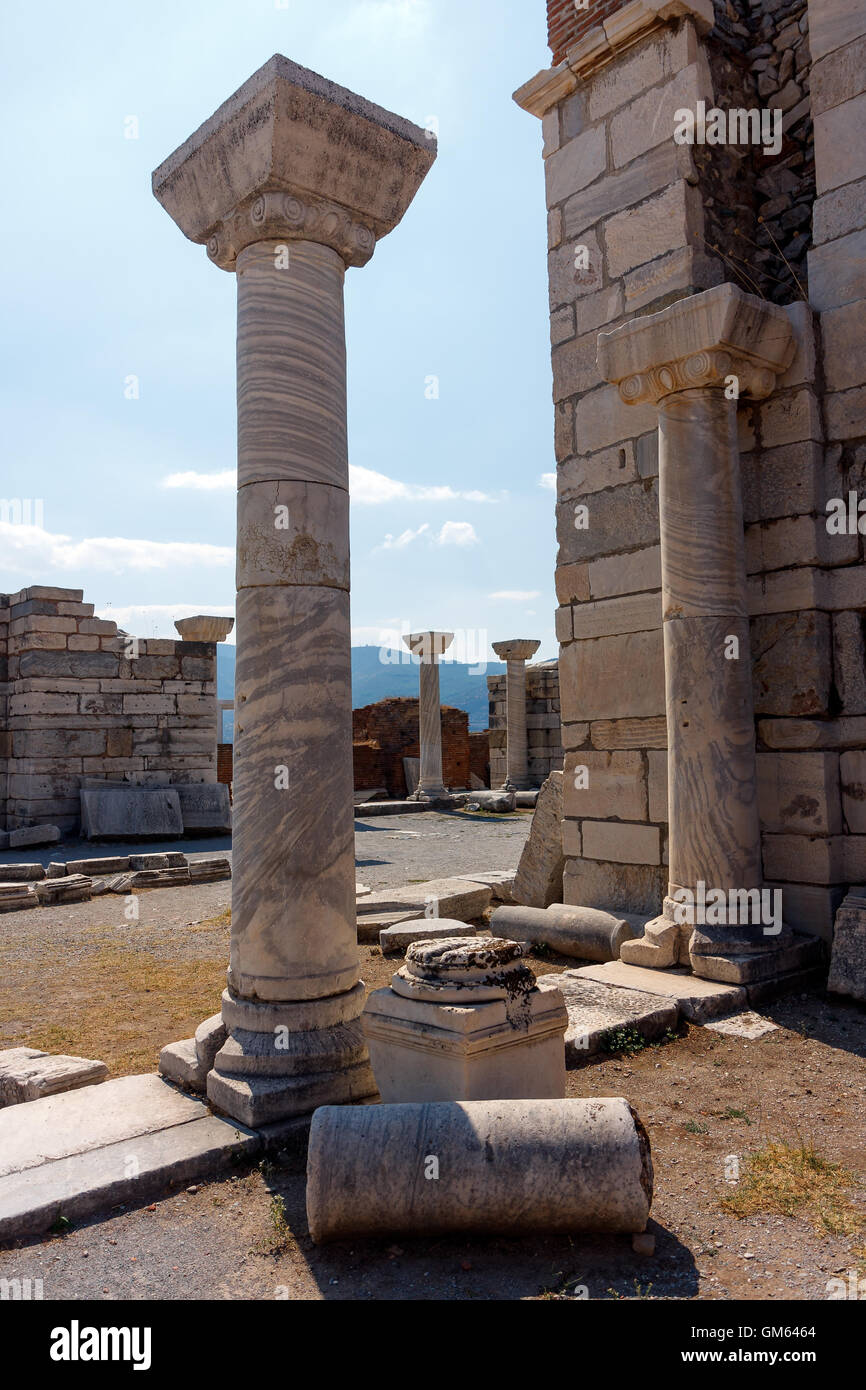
[492,640,541,790]
[404,632,454,800]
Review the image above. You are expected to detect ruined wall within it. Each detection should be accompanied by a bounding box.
[487,660,563,787]
[0,585,218,833]
[352,698,470,797]
[515,0,866,939]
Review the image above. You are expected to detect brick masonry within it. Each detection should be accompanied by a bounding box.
[352,698,472,797]
[520,0,866,940]
[0,585,219,834]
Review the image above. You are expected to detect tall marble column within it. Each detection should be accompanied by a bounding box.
[404,632,453,801]
[492,639,540,790]
[599,285,795,975]
[153,57,436,1124]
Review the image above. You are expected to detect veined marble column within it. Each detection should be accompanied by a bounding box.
[599,285,795,976]
[404,632,454,801]
[153,56,436,1124]
[492,639,540,790]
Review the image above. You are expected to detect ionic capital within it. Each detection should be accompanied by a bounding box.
[599,283,796,405]
[617,349,778,405]
[206,188,378,271]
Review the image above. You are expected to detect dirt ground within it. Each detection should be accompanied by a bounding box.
[1,811,864,1300]
[1,934,864,1300]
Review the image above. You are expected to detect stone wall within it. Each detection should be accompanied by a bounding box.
[515,0,866,940]
[352,698,470,797]
[487,660,563,787]
[0,585,218,834]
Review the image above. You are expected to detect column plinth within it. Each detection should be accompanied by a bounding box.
[492,639,541,790]
[599,285,796,973]
[404,632,454,801]
[153,56,435,1124]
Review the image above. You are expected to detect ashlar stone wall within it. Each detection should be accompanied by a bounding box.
[0,585,218,833]
[515,0,866,940]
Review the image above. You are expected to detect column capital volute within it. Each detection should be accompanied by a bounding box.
[153,54,436,273]
[598,283,796,406]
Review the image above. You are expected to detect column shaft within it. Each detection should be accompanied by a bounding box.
[658,388,762,905]
[504,659,530,790]
[417,658,445,795]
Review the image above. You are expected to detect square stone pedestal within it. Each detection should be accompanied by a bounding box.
[361,937,568,1102]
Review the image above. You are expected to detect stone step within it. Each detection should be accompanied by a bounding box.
[0,1074,261,1240]
[542,971,679,1063]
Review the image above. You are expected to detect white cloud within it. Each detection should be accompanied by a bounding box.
[436,521,478,547]
[489,590,541,601]
[377,523,429,551]
[0,522,233,574]
[95,603,236,642]
[539,472,556,491]
[162,464,498,505]
[162,469,237,491]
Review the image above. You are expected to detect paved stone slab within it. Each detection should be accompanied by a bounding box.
[455,870,516,903]
[80,786,184,840]
[545,971,679,1062]
[355,800,430,816]
[704,1011,780,1040]
[573,961,746,1023]
[379,919,478,955]
[0,1110,259,1240]
[0,1048,107,1106]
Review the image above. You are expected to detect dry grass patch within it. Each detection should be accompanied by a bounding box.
[722,1141,866,1238]
[0,921,230,1076]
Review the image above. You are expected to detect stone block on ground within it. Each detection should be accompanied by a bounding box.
[0,884,38,913]
[66,856,131,876]
[515,791,539,808]
[188,856,232,883]
[46,863,67,878]
[8,825,61,849]
[174,782,232,833]
[34,874,92,906]
[491,903,638,961]
[689,934,825,986]
[109,866,192,892]
[574,961,746,1024]
[704,1012,780,1040]
[357,910,429,943]
[194,1014,227,1071]
[379,918,478,955]
[512,771,565,907]
[0,1048,108,1106]
[0,863,45,881]
[354,800,430,817]
[455,870,516,904]
[459,790,517,813]
[357,878,492,923]
[80,786,184,840]
[828,890,866,1002]
[546,971,680,1061]
[159,1038,207,1094]
[0,1074,261,1239]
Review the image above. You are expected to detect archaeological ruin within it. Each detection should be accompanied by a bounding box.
[1,0,865,1324]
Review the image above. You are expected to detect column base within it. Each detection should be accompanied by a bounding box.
[408,788,454,807]
[206,982,378,1126]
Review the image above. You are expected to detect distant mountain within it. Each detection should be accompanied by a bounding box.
[217,644,504,736]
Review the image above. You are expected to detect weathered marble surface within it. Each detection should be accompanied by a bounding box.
[492,639,541,790]
[306,1098,653,1242]
[404,631,454,799]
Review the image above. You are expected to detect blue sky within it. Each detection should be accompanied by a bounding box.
[1,0,557,665]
